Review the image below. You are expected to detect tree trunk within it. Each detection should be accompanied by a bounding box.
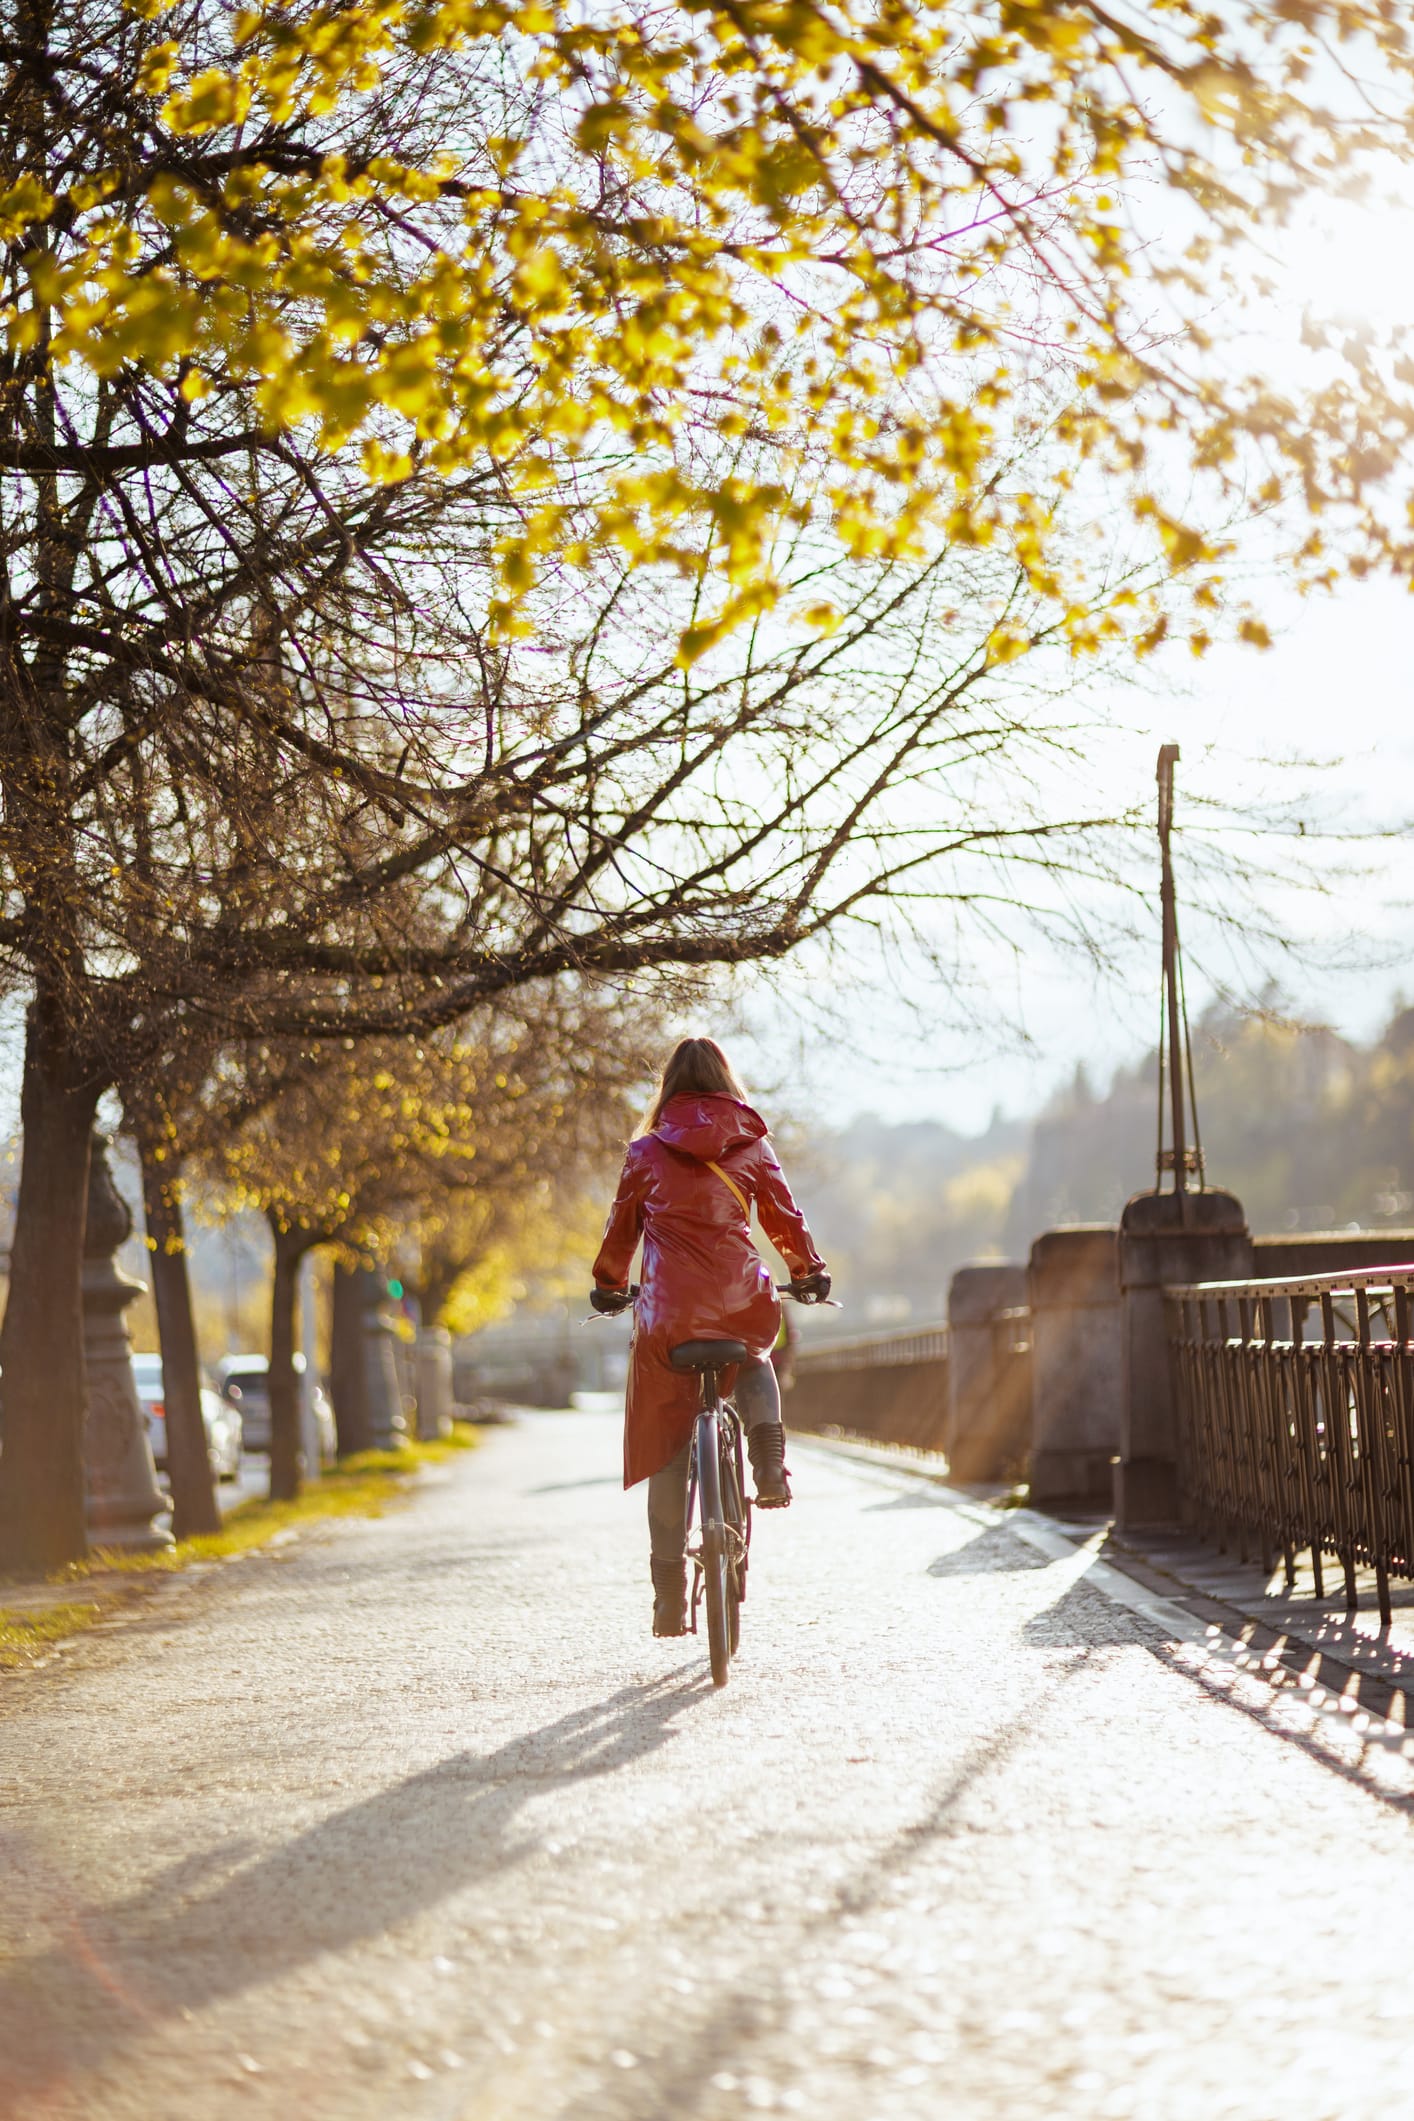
[0,999,102,1572]
[138,1133,220,1540]
[330,1257,373,1458]
[419,1265,460,1333]
[268,1220,307,1503]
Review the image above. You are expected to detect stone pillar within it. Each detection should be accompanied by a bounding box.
[297,1252,322,1481]
[362,1270,406,1449]
[83,1135,173,1553]
[1116,1188,1252,1525]
[1028,1227,1122,1507]
[946,1262,1027,1482]
[415,1327,454,1441]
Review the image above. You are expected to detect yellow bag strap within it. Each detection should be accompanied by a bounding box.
[706,1159,750,1219]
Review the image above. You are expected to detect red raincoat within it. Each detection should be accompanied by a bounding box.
[593,1093,825,1487]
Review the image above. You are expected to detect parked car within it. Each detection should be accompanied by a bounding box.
[213,1354,272,1453]
[131,1353,243,1483]
[214,1353,336,1462]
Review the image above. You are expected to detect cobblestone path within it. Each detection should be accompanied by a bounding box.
[4,1411,1414,2121]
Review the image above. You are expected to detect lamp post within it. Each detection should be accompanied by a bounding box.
[1114,748,1250,1526]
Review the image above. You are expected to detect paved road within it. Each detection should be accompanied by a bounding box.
[5,1412,1414,2121]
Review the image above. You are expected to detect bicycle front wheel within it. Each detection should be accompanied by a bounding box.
[721,1428,746,1657]
[696,1412,731,1686]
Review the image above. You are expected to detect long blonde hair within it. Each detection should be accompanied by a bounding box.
[646,1037,749,1131]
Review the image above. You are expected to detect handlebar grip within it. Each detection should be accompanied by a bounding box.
[778,1274,837,1307]
[590,1283,639,1315]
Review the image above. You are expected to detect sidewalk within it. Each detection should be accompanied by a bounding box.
[794,1428,1414,1726]
[16,1408,1414,2121]
[0,1553,230,1670]
[2,1461,275,1656]
[0,1442,471,1670]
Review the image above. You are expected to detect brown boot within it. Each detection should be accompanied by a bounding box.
[651,1558,688,1636]
[747,1422,791,1508]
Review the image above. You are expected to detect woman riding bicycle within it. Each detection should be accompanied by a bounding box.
[591,1037,830,1637]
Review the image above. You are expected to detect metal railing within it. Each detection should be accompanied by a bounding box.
[1167,1264,1414,1624]
[794,1325,949,1372]
[787,1322,950,1453]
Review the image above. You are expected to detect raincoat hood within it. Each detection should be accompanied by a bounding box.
[652,1093,768,1162]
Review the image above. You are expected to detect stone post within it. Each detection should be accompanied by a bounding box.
[946,1262,1028,1482]
[415,1326,454,1441]
[1115,1187,1252,1525]
[1027,1226,1122,1507]
[362,1270,406,1449]
[297,1253,322,1481]
[83,1135,173,1553]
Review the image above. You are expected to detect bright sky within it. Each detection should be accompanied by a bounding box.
[739,566,1414,1134]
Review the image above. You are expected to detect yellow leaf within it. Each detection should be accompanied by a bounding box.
[0,177,55,244]
[137,39,180,95]
[162,69,252,136]
[361,438,414,483]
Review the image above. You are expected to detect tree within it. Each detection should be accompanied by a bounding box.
[9,1,1414,622]
[192,982,661,1495]
[0,324,1168,1570]
[132,1088,224,1539]
[4,0,1406,1568]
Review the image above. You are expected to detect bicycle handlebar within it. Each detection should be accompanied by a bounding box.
[587,1276,839,1322]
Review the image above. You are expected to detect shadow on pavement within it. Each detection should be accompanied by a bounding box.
[0,1669,713,2107]
[553,1647,1102,2121]
[1020,1576,1164,1649]
[861,1488,952,1514]
[927,1522,1053,1577]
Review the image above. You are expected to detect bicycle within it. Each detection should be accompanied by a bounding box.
[588,1275,835,1687]
[670,1334,750,1686]
[672,1279,835,1689]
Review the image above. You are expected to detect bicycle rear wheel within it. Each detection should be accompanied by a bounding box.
[696,1412,731,1686]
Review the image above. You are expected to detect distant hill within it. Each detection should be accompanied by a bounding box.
[790,1108,1029,1325]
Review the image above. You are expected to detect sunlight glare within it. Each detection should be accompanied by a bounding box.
[1278,194,1414,330]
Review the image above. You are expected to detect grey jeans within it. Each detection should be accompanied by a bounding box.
[647,1356,781,1564]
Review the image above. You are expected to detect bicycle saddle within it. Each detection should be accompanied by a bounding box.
[670,1338,748,1371]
